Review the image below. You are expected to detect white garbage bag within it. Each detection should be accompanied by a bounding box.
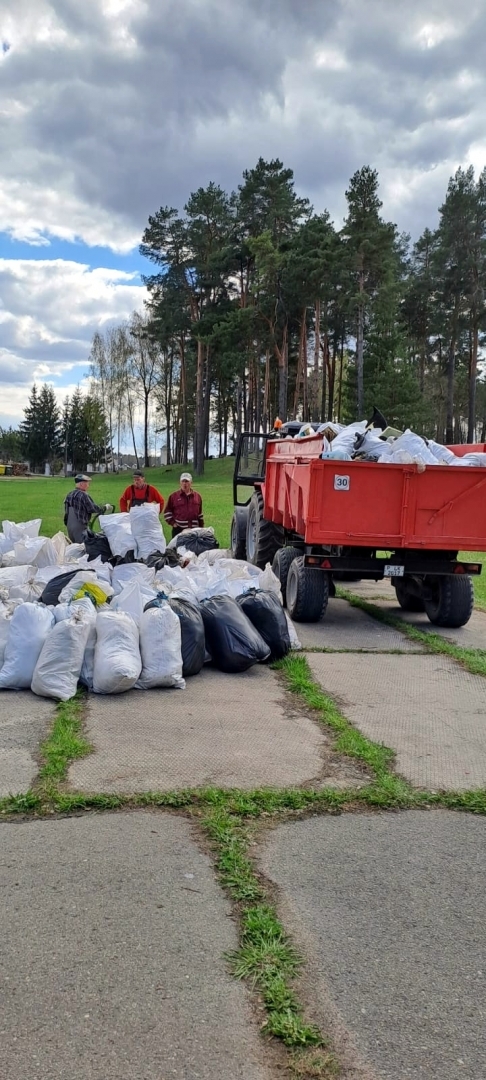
[93,610,141,694]
[13,536,58,567]
[3,518,42,543]
[129,503,166,560]
[0,603,55,689]
[31,602,95,701]
[111,562,156,594]
[259,563,283,603]
[50,531,70,562]
[99,512,135,557]
[0,565,37,591]
[427,440,456,465]
[329,421,367,456]
[451,452,486,467]
[381,429,439,466]
[110,580,156,627]
[0,533,13,557]
[137,604,185,689]
[65,543,86,561]
[0,608,13,665]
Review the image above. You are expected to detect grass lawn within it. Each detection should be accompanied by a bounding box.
[1,461,486,607]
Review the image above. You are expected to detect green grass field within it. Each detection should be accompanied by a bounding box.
[0,459,236,549]
[1,460,485,607]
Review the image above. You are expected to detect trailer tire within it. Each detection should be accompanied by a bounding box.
[272,546,302,607]
[246,490,283,569]
[230,507,248,560]
[424,575,474,628]
[286,557,329,623]
[394,579,426,612]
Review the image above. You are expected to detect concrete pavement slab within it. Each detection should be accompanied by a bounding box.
[296,598,425,652]
[0,691,55,797]
[68,665,328,793]
[259,810,486,1080]
[307,652,486,789]
[0,812,276,1080]
[346,581,486,650]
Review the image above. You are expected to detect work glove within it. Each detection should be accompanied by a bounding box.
[104,503,114,513]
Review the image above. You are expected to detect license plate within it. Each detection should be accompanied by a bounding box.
[384,565,404,577]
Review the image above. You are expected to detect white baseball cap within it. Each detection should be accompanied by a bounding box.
[180,472,192,482]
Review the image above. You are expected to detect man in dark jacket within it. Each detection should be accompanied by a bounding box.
[64,475,112,543]
[164,472,204,537]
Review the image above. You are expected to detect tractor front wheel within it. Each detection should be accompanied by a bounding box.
[246,490,283,569]
[230,507,249,560]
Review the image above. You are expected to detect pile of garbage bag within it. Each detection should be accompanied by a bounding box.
[286,413,486,469]
[0,508,300,702]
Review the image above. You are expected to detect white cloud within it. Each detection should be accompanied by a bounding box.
[0,257,146,424]
[0,0,485,252]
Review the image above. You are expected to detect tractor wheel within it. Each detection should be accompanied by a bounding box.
[246,490,284,569]
[423,575,474,628]
[272,546,302,607]
[230,507,249,560]
[286,556,329,623]
[394,578,426,612]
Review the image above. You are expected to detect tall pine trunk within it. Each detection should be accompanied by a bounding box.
[468,320,479,442]
[277,323,288,420]
[311,299,320,422]
[356,299,364,416]
[194,338,205,475]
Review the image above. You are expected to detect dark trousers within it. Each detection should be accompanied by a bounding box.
[172,526,184,538]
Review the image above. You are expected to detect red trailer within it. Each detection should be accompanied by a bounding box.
[230,429,485,627]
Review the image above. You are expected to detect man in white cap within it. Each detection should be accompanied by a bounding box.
[164,472,204,538]
[63,475,113,543]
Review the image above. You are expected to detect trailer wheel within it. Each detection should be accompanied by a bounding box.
[394,579,425,612]
[286,556,329,622]
[230,507,248,560]
[246,490,283,569]
[424,575,474,628]
[272,546,302,607]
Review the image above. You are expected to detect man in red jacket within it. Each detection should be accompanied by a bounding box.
[119,470,164,513]
[164,472,204,537]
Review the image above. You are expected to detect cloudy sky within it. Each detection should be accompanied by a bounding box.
[1,0,485,433]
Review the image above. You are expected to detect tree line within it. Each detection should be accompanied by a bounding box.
[10,159,486,475]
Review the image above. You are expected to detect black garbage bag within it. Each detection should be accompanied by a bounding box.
[172,528,219,556]
[110,549,136,566]
[40,568,95,606]
[236,589,290,661]
[169,597,206,677]
[200,595,270,673]
[83,529,113,563]
[145,549,182,572]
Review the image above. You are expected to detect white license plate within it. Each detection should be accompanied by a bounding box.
[384,565,405,577]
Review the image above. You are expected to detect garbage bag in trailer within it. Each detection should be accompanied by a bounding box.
[236,589,290,661]
[200,594,270,673]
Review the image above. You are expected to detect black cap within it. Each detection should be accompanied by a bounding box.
[133,470,144,478]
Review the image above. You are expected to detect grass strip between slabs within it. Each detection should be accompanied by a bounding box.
[337,587,486,678]
[202,804,339,1076]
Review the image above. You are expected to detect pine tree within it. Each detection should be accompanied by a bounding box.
[20,384,61,470]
